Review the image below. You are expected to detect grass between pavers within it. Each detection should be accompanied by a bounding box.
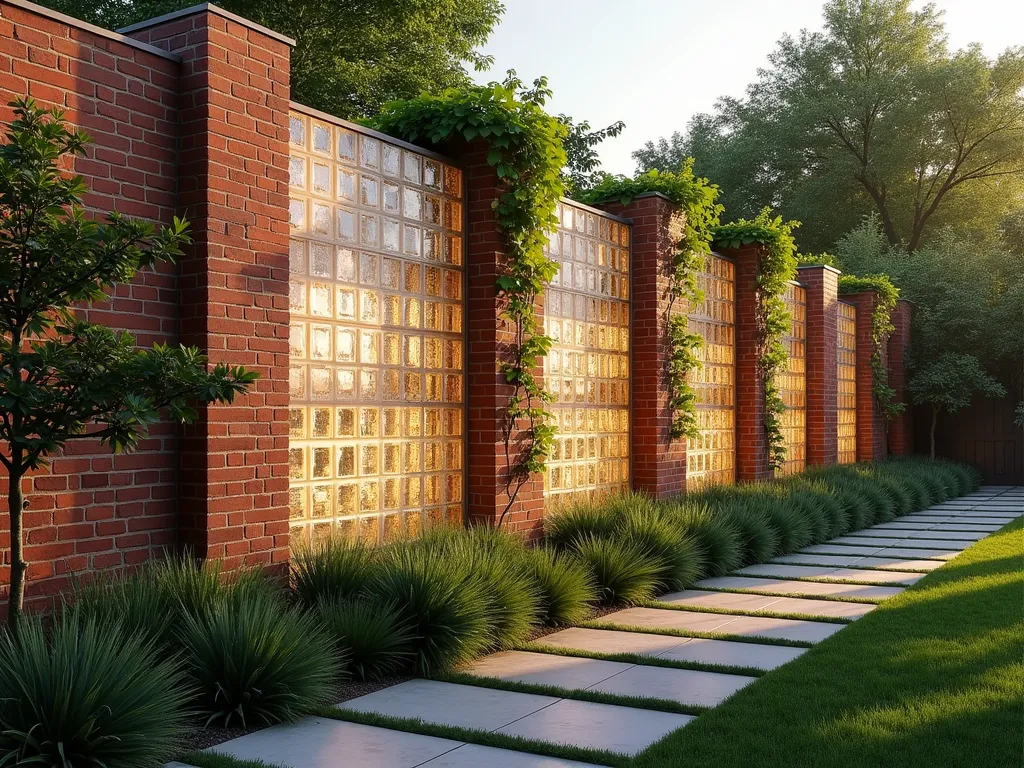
[688,586,885,604]
[316,705,628,767]
[520,642,768,678]
[721,573,921,588]
[430,670,711,716]
[180,752,285,768]
[769,559,943,573]
[575,620,816,649]
[635,598,856,625]
[631,518,1024,768]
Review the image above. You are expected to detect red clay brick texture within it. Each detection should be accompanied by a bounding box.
[464,141,545,537]
[887,299,913,456]
[601,194,687,498]
[846,291,888,462]
[128,9,293,570]
[727,244,773,481]
[799,265,840,466]
[0,0,182,613]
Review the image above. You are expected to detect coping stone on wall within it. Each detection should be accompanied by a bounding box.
[117,2,296,47]
[1,0,183,61]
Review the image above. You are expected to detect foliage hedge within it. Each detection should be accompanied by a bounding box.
[0,458,984,766]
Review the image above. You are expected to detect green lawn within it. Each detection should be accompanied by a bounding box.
[633,518,1024,768]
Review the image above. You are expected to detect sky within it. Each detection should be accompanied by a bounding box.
[471,0,1024,176]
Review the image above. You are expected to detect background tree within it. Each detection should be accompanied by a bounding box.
[42,0,504,119]
[635,0,1024,254]
[0,100,256,626]
[557,115,625,198]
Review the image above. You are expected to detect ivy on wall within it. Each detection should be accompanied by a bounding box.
[838,275,905,421]
[579,165,723,441]
[712,209,799,471]
[368,75,567,522]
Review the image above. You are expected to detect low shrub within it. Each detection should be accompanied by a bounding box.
[0,614,190,768]
[291,537,377,608]
[671,504,744,576]
[367,544,490,674]
[317,597,413,681]
[567,534,663,605]
[526,546,597,626]
[180,588,340,728]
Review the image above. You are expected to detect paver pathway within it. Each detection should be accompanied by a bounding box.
[178,486,1022,768]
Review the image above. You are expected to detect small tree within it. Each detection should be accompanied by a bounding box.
[0,99,256,627]
[908,352,1005,459]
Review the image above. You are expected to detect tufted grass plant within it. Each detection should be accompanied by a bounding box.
[671,503,744,577]
[526,546,597,626]
[179,588,340,728]
[0,614,190,768]
[613,498,706,591]
[291,536,378,609]
[567,534,663,606]
[317,597,414,681]
[544,501,616,549]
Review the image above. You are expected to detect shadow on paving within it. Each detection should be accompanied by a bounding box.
[631,517,1024,768]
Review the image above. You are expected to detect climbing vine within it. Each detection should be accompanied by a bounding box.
[838,275,905,421]
[712,209,799,471]
[579,165,723,441]
[368,74,567,523]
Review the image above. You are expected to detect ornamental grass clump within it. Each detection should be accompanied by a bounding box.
[877,475,914,518]
[316,597,414,681]
[543,501,616,549]
[291,536,378,608]
[787,484,834,543]
[670,503,744,577]
[367,543,490,674]
[525,546,597,626]
[179,588,340,728]
[0,614,190,768]
[567,534,663,606]
[611,495,706,591]
[719,502,782,565]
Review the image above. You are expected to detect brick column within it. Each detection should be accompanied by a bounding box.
[723,244,772,481]
[598,193,686,499]
[124,8,294,568]
[464,141,545,536]
[888,299,913,455]
[845,291,888,462]
[799,265,841,466]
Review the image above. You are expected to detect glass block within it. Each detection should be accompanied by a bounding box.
[310,325,331,359]
[403,152,421,184]
[337,287,356,320]
[336,369,356,399]
[289,156,305,188]
[289,487,306,519]
[360,175,379,207]
[338,168,356,201]
[403,225,421,256]
[335,328,355,362]
[443,166,461,196]
[337,130,356,162]
[423,230,441,261]
[337,483,357,517]
[424,195,441,225]
[312,483,333,517]
[310,283,332,317]
[382,144,401,177]
[289,115,305,147]
[337,208,356,241]
[361,481,380,512]
[313,124,330,154]
[404,298,421,328]
[337,248,356,281]
[424,159,440,189]
[383,218,400,252]
[360,370,377,399]
[288,447,305,479]
[360,291,380,323]
[383,182,400,213]
[403,189,422,220]
[359,252,378,285]
[313,163,330,196]
[383,294,401,326]
[337,407,355,437]
[289,198,305,229]
[360,213,379,247]
[360,136,379,169]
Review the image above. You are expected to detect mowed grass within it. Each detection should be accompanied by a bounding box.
[633,517,1024,768]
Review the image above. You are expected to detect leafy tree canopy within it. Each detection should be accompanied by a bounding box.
[634,0,1024,253]
[43,0,504,119]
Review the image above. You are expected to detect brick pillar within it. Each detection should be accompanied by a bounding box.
[846,291,888,462]
[799,265,841,466]
[124,8,294,568]
[723,244,772,481]
[598,193,686,498]
[888,299,913,455]
[464,141,545,536]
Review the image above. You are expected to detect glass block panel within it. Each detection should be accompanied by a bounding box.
[686,253,736,491]
[543,202,630,509]
[837,301,858,464]
[289,109,465,545]
[778,283,807,476]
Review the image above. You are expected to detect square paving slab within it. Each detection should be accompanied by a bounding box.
[537,627,688,657]
[209,717,463,768]
[589,664,756,708]
[591,606,740,633]
[657,589,874,619]
[761,596,875,619]
[800,544,887,557]
[773,553,867,567]
[868,546,960,559]
[421,744,602,767]
[656,637,807,670]
[496,698,693,756]
[656,589,784,612]
[737,564,839,579]
[695,576,903,601]
[710,614,845,643]
[903,530,986,541]
[827,567,926,585]
[340,680,556,732]
[847,556,942,571]
[463,651,628,690]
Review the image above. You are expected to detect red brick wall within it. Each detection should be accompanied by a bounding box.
[464,141,545,536]
[846,291,887,462]
[600,194,687,498]
[126,9,293,570]
[888,299,913,455]
[800,265,840,466]
[0,0,182,613]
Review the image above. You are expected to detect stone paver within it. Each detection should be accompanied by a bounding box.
[464,651,628,690]
[538,627,687,657]
[871,546,961,559]
[773,553,868,567]
[800,544,887,557]
[656,637,807,670]
[421,744,601,767]
[341,680,556,732]
[846,557,943,571]
[591,606,740,633]
[735,563,926,585]
[209,717,463,768]
[658,589,875,619]
[708,614,845,643]
[696,575,903,600]
[589,664,756,708]
[496,698,693,756]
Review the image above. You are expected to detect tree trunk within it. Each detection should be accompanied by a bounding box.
[929,405,940,460]
[6,459,27,630]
